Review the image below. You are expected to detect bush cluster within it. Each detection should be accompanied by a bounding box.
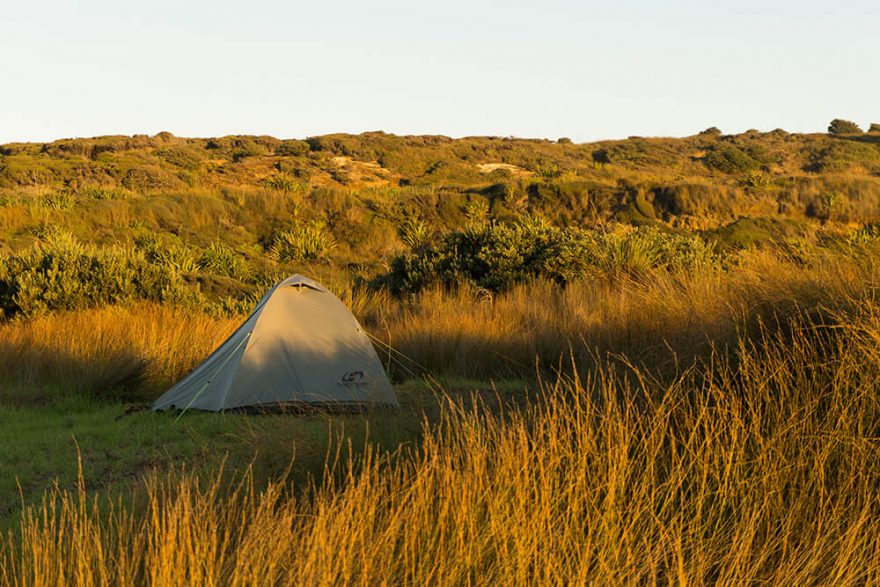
[380,222,717,294]
[0,231,192,318]
[703,146,761,174]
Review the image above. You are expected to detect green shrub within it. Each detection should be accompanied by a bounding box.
[264,175,306,193]
[275,140,310,157]
[37,190,76,210]
[121,166,179,191]
[806,141,880,173]
[135,235,198,274]
[846,223,880,246]
[739,170,770,189]
[703,146,760,174]
[828,119,863,135]
[0,231,191,317]
[397,217,432,249]
[198,243,250,279]
[592,149,611,166]
[231,141,269,162]
[533,163,563,179]
[76,185,132,200]
[268,223,336,263]
[380,224,717,294]
[710,217,810,250]
[155,146,204,170]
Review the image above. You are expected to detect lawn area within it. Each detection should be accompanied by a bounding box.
[0,378,526,531]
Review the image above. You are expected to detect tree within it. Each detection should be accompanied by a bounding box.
[869,123,880,133]
[828,119,863,135]
[699,127,722,136]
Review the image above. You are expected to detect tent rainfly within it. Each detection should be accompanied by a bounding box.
[153,275,397,411]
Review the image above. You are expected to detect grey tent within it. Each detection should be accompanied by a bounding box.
[153,275,397,411]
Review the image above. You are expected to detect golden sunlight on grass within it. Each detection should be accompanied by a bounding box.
[4,304,880,584]
[0,305,239,403]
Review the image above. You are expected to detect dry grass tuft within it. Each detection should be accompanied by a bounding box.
[0,305,238,403]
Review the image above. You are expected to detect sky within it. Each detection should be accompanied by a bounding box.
[1,0,877,143]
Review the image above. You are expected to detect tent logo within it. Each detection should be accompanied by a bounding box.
[338,370,368,388]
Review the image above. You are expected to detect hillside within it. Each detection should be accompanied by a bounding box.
[4,129,880,227]
[1,128,879,314]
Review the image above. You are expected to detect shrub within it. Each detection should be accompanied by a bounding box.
[591,149,611,166]
[231,141,269,162]
[380,224,718,294]
[155,146,204,171]
[828,119,863,135]
[121,166,179,191]
[0,231,190,317]
[533,163,563,179]
[739,170,770,189]
[699,126,722,136]
[77,185,132,200]
[268,223,336,263]
[198,243,250,280]
[805,193,839,224]
[275,140,310,157]
[806,141,880,173]
[710,217,810,249]
[397,217,432,249]
[37,190,76,210]
[703,146,760,174]
[135,235,198,274]
[264,175,305,193]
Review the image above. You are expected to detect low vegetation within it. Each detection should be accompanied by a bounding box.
[4,295,880,583]
[2,127,880,582]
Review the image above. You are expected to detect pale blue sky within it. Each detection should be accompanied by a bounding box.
[1,0,876,143]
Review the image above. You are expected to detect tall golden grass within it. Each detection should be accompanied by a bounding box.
[0,305,238,403]
[3,301,880,584]
[2,249,880,583]
[366,248,873,379]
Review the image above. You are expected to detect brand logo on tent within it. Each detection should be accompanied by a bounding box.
[338,370,369,388]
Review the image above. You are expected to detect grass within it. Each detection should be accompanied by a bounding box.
[0,395,426,534]
[0,304,240,404]
[3,303,880,583]
[0,245,878,583]
[369,247,872,380]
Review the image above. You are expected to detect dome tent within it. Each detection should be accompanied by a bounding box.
[153,275,397,412]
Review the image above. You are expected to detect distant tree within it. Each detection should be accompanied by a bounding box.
[699,127,722,136]
[557,137,573,145]
[828,119,863,135]
[592,148,611,166]
[869,123,880,133]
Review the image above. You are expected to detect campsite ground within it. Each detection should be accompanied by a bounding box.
[0,378,527,530]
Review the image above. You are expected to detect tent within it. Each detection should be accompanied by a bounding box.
[153,275,397,411]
